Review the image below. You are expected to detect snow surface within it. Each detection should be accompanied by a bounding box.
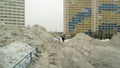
[0,42,34,68]
[0,25,54,47]
[0,25,56,68]
[100,39,110,42]
[0,24,120,68]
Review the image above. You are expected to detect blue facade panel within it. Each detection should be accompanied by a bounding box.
[68,8,92,32]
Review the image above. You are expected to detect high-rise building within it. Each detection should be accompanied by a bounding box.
[64,0,120,35]
[0,0,25,26]
[97,0,120,33]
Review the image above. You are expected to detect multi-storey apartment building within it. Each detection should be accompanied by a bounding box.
[64,0,120,35]
[0,0,25,26]
[98,0,120,33]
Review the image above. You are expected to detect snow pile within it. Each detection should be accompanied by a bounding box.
[59,47,95,68]
[90,39,111,46]
[0,42,34,68]
[29,33,120,68]
[0,25,54,47]
[65,33,111,46]
[29,42,95,68]
[0,25,56,68]
[64,33,120,68]
[72,33,93,41]
[66,33,93,45]
[111,33,120,48]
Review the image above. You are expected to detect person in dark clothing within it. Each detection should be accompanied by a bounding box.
[61,33,65,42]
[61,36,65,42]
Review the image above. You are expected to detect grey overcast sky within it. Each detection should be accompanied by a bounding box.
[25,0,63,32]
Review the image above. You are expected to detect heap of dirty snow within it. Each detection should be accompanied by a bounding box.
[66,33,93,45]
[0,25,54,47]
[0,42,34,68]
[111,33,120,48]
[71,33,93,41]
[64,33,120,68]
[0,25,57,68]
[66,33,111,46]
[29,33,120,68]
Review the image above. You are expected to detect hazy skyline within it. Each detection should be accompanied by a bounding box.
[25,0,63,32]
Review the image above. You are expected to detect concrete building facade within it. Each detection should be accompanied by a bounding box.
[64,0,120,35]
[0,0,25,26]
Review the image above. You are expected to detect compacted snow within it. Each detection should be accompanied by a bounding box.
[0,25,120,68]
[0,42,34,68]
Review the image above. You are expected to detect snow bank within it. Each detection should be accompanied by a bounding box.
[59,47,95,68]
[111,33,120,48]
[71,33,93,41]
[65,33,93,46]
[0,25,54,47]
[0,42,34,68]
[29,33,120,68]
[64,33,120,68]
[0,25,56,68]
[66,33,111,46]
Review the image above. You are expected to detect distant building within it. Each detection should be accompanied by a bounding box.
[64,0,120,35]
[0,0,25,27]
